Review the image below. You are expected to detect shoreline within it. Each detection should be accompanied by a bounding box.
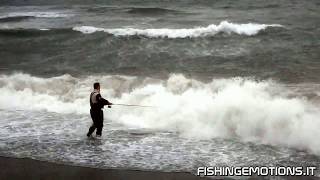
[0,156,211,180]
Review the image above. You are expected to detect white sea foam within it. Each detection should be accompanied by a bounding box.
[0,12,70,19]
[0,73,320,154]
[73,21,283,38]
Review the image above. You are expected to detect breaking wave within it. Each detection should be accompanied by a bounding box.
[0,11,71,22]
[73,21,283,38]
[0,73,320,154]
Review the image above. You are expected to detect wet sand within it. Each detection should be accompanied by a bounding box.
[0,156,210,180]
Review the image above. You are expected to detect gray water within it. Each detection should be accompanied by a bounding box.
[0,0,320,179]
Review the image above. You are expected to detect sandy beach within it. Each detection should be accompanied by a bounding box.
[0,156,211,180]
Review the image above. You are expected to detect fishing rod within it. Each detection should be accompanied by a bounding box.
[111,103,156,108]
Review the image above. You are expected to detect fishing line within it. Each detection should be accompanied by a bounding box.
[111,103,156,108]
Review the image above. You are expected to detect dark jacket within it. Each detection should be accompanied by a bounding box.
[90,90,112,110]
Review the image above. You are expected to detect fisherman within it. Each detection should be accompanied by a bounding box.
[87,82,112,138]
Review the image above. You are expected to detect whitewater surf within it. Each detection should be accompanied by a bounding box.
[0,0,319,179]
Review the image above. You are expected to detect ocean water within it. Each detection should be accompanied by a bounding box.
[0,0,319,178]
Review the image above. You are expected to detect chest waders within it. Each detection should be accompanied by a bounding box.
[87,91,104,137]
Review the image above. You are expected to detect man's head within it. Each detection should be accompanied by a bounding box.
[93,82,100,91]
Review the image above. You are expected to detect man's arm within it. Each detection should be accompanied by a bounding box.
[96,94,112,106]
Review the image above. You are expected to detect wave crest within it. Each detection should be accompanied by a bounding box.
[73,21,283,38]
[0,11,71,21]
[0,16,35,22]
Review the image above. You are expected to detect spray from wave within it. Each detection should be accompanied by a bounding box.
[72,21,283,38]
[0,73,319,154]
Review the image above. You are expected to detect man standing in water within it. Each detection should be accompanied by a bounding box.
[87,82,112,138]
